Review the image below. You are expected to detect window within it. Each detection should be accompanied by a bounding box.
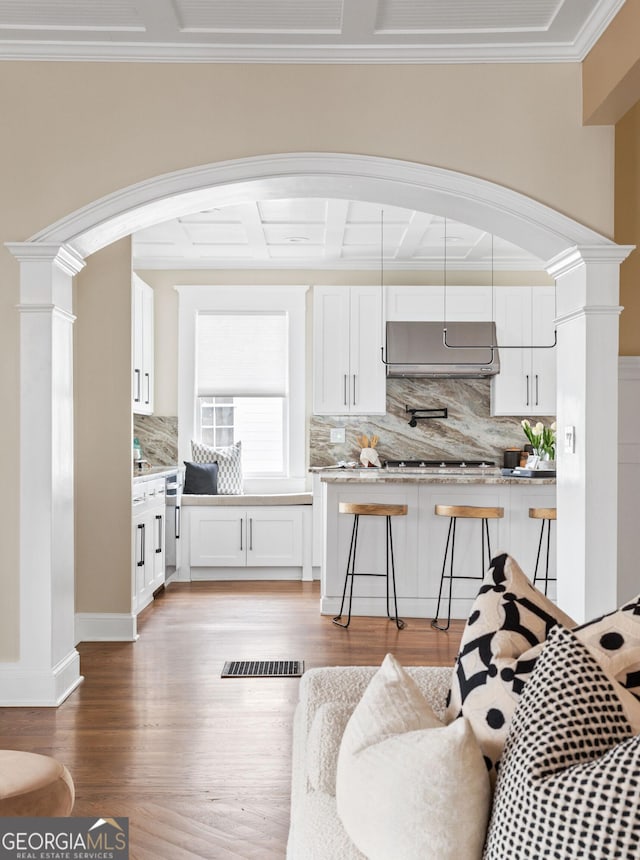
[178,285,307,491]
[195,312,288,476]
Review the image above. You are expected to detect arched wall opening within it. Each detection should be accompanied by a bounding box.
[3,152,632,705]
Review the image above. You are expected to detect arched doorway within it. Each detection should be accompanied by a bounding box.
[4,153,632,705]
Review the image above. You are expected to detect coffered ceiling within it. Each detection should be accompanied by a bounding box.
[132,199,542,270]
[0,0,625,62]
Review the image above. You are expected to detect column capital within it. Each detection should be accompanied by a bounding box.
[546,244,635,279]
[5,242,86,277]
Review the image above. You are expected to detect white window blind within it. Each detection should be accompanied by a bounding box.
[196,312,288,397]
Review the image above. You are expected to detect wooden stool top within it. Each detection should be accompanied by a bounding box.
[434,504,504,519]
[529,507,557,520]
[339,502,408,517]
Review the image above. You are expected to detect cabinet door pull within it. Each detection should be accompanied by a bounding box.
[249,518,253,551]
[155,514,163,553]
[525,374,530,407]
[353,374,357,405]
[144,372,151,405]
[134,369,141,403]
[535,374,539,406]
[343,374,348,406]
[137,523,145,567]
[240,518,243,551]
[175,505,180,540]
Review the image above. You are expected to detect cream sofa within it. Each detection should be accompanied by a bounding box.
[287,664,451,859]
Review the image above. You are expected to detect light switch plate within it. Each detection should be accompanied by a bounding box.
[330,427,346,443]
[564,425,575,454]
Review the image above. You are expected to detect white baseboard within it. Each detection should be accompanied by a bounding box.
[75,612,138,642]
[190,567,302,581]
[320,595,477,620]
[0,649,83,706]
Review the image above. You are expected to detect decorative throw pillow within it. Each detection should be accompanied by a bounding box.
[182,461,218,495]
[336,653,490,860]
[485,626,640,860]
[573,595,640,698]
[191,440,243,495]
[446,552,575,781]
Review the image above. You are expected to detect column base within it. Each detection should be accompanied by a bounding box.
[0,649,83,706]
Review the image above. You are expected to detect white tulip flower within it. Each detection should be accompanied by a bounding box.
[533,422,545,435]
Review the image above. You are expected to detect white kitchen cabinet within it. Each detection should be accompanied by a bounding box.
[491,286,557,416]
[385,285,494,322]
[132,273,154,415]
[132,477,165,613]
[313,285,385,415]
[189,506,304,570]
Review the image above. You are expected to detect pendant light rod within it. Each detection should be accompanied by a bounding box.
[442,229,557,351]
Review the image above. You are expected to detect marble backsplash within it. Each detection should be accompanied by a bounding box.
[309,378,554,467]
[134,379,554,470]
[134,415,178,466]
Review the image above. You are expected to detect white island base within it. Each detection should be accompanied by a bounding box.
[320,475,556,621]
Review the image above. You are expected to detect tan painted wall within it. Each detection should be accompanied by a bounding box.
[75,238,133,614]
[583,0,640,125]
[0,60,617,658]
[616,99,640,355]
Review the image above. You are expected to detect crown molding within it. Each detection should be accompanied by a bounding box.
[546,244,635,279]
[572,0,626,59]
[131,255,546,272]
[5,241,86,275]
[0,36,617,65]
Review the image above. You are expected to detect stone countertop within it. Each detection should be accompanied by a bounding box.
[316,467,556,486]
[133,465,181,483]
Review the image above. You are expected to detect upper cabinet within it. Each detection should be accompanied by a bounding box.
[132,274,154,415]
[313,285,386,415]
[491,286,557,416]
[385,285,494,321]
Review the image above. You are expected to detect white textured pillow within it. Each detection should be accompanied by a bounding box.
[191,440,243,495]
[336,653,490,860]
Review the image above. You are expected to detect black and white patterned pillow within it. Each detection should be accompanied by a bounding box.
[191,440,243,495]
[484,625,640,860]
[573,595,640,698]
[446,553,575,781]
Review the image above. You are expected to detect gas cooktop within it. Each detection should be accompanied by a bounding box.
[383,459,496,470]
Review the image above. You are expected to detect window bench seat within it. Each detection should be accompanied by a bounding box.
[181,492,312,507]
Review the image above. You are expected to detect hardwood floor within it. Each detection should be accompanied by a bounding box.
[0,581,464,859]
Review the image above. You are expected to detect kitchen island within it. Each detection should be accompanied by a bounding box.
[316,467,556,622]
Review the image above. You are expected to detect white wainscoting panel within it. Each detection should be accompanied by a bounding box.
[619,357,640,604]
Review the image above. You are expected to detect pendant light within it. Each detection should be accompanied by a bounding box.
[442,228,557,352]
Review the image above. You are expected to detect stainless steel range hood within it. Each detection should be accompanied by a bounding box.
[384,321,500,378]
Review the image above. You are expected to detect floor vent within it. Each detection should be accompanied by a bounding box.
[221,660,304,678]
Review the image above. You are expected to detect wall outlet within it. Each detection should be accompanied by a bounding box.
[564,425,575,454]
[330,427,346,444]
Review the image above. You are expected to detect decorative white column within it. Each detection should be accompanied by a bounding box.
[548,245,632,623]
[2,242,85,705]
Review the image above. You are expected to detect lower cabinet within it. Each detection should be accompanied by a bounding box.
[132,478,166,614]
[185,505,309,579]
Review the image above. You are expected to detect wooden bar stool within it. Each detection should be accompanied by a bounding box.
[431,504,504,631]
[333,502,408,630]
[529,507,556,595]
